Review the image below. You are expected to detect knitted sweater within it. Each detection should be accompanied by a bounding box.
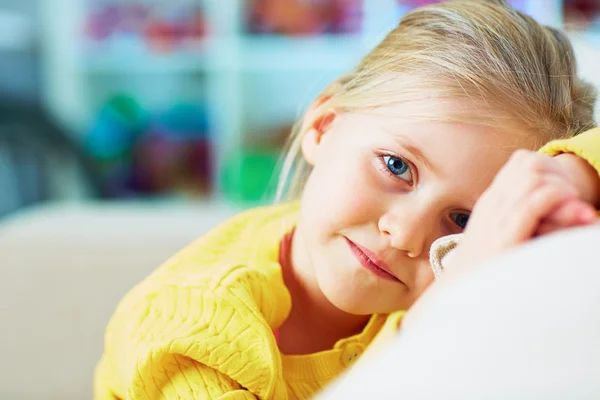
[95,202,389,400]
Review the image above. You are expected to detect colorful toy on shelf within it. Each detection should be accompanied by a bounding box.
[131,102,213,196]
[85,93,147,161]
[85,2,151,43]
[145,4,207,51]
[221,123,291,204]
[84,1,208,52]
[86,95,213,198]
[246,0,363,35]
[564,0,600,29]
[120,2,151,35]
[85,93,148,197]
[85,3,120,42]
[331,0,363,33]
[221,148,280,204]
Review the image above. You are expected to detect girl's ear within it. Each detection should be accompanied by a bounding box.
[300,96,337,166]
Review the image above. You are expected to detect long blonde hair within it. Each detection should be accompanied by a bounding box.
[276,0,596,201]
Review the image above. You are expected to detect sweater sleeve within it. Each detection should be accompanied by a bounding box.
[540,128,600,180]
[94,278,276,400]
[95,352,257,400]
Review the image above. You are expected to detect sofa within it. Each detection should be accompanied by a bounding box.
[0,200,240,399]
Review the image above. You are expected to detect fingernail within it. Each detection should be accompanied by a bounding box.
[579,208,597,222]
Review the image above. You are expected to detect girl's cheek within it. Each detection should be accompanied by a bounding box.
[328,162,384,223]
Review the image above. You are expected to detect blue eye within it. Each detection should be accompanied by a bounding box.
[450,212,470,229]
[383,155,413,182]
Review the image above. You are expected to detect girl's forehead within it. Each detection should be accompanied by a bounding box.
[346,97,537,149]
[400,126,517,207]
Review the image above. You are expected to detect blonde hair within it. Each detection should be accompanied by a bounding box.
[276,0,597,201]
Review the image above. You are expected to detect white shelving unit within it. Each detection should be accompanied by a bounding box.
[39,0,389,199]
[38,0,565,201]
[79,35,366,73]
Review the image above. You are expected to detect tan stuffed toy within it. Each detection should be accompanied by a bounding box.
[428,234,462,279]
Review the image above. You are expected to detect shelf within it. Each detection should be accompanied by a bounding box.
[78,35,366,74]
[83,51,209,74]
[238,35,366,72]
[79,38,215,74]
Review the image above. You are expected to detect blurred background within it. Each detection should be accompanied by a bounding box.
[2,1,600,399]
[0,0,579,216]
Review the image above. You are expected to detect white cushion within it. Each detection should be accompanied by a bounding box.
[0,201,238,399]
[321,224,600,399]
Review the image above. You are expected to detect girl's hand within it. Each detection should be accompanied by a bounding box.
[536,153,600,236]
[445,150,597,276]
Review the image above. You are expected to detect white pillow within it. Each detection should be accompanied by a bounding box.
[320,224,600,400]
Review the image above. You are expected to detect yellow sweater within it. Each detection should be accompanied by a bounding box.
[540,128,600,174]
[95,202,389,400]
[96,128,600,400]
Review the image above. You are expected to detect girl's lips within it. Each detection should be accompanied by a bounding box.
[345,238,403,284]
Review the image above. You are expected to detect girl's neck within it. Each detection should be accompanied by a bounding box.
[276,228,370,355]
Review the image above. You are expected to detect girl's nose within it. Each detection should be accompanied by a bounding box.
[377,204,434,258]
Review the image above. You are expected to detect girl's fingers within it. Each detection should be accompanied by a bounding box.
[510,184,576,242]
[535,200,597,237]
[543,199,597,227]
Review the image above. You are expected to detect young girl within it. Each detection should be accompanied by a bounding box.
[95,1,600,399]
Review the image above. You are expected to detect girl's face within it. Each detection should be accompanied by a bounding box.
[294,99,535,314]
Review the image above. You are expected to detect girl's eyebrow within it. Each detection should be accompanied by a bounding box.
[393,136,438,174]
